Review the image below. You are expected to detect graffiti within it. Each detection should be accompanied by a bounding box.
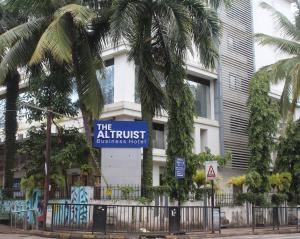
[50,187,93,226]
[1,187,94,227]
[1,189,42,225]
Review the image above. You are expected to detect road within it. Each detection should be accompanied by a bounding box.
[215,234,300,239]
[0,235,53,239]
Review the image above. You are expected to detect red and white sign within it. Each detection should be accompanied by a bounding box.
[205,161,218,181]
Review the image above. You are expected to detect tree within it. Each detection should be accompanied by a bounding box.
[19,125,90,198]
[0,4,26,193]
[255,1,300,117]
[276,119,300,197]
[0,1,110,171]
[110,0,220,192]
[248,73,280,193]
[166,147,231,202]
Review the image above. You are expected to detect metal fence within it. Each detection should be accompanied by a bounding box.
[215,194,238,207]
[94,185,141,200]
[252,207,300,232]
[48,203,220,234]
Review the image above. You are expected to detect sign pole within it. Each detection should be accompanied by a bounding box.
[211,180,214,233]
[205,161,217,234]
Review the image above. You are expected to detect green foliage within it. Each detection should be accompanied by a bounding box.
[18,125,90,192]
[118,185,134,200]
[245,171,262,193]
[276,119,300,194]
[255,2,300,116]
[136,197,152,205]
[268,172,292,194]
[248,73,280,193]
[271,193,288,206]
[80,164,94,175]
[193,170,206,188]
[227,175,246,187]
[110,0,221,194]
[165,62,195,202]
[236,192,269,206]
[22,61,78,123]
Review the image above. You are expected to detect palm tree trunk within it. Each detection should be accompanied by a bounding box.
[141,106,153,195]
[4,71,19,195]
[78,91,101,179]
[141,14,154,196]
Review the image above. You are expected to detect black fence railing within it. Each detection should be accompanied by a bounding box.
[252,207,300,232]
[215,194,238,207]
[48,203,221,234]
[94,185,141,200]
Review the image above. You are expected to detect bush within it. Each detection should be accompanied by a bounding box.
[236,192,268,206]
[271,193,287,206]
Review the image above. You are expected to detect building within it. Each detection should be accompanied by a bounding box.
[0,0,299,192]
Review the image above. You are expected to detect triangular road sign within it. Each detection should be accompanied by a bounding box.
[207,165,216,178]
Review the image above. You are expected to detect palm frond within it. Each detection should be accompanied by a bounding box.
[55,4,97,27]
[182,0,220,68]
[4,0,56,16]
[260,2,300,41]
[279,76,293,117]
[0,17,47,56]
[74,35,104,118]
[87,8,111,56]
[30,15,73,65]
[110,0,146,45]
[154,0,192,54]
[255,33,300,56]
[257,56,300,84]
[136,64,165,115]
[0,34,39,83]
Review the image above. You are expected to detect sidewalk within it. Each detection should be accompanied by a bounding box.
[0,224,300,239]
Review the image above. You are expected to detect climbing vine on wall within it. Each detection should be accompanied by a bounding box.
[165,62,195,202]
[247,72,280,193]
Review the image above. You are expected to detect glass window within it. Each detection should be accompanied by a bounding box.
[229,74,242,90]
[187,76,211,118]
[97,59,114,104]
[152,123,165,149]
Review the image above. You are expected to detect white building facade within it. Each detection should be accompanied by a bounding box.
[0,0,298,190]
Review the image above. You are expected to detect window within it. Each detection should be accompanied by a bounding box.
[97,59,114,104]
[152,123,165,149]
[187,76,211,118]
[71,59,114,105]
[200,129,208,152]
[229,74,242,90]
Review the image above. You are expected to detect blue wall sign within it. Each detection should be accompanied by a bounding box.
[175,157,185,179]
[93,120,148,148]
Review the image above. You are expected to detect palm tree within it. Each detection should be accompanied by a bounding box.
[255,1,300,117]
[110,0,220,192]
[0,4,25,193]
[0,0,110,172]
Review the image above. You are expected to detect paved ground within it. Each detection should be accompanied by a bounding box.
[1,232,300,239]
[0,235,52,239]
[214,234,300,239]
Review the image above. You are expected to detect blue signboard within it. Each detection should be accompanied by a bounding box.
[175,157,185,179]
[93,120,148,148]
